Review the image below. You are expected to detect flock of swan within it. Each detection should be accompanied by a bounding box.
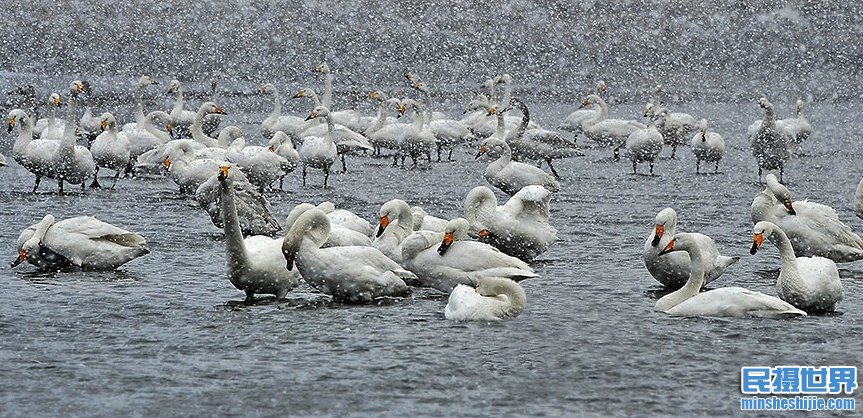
[3,67,863,322]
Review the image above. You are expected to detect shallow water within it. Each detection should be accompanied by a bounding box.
[1,95,862,416]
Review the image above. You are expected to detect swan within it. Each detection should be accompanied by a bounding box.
[654,233,807,318]
[749,98,791,181]
[9,109,59,192]
[411,206,447,232]
[581,94,646,160]
[89,112,131,188]
[407,81,474,161]
[259,83,305,140]
[314,62,359,127]
[0,153,5,167]
[281,208,415,303]
[557,80,605,136]
[166,79,196,138]
[776,99,812,153]
[464,185,558,262]
[315,201,374,237]
[294,90,372,172]
[475,137,560,196]
[505,98,582,178]
[373,199,415,264]
[284,203,372,247]
[13,214,149,271]
[267,131,299,190]
[643,102,698,159]
[33,93,65,140]
[444,277,526,321]
[121,75,159,133]
[367,96,408,160]
[752,174,863,262]
[78,86,102,145]
[162,140,235,193]
[195,167,281,237]
[855,177,863,220]
[202,76,223,136]
[401,218,538,293]
[127,110,173,172]
[216,166,299,300]
[188,102,227,148]
[624,110,663,175]
[644,208,739,289]
[398,99,437,167]
[298,106,338,187]
[53,81,95,193]
[751,221,842,312]
[690,119,726,174]
[224,131,293,192]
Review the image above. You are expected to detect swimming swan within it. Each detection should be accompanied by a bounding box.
[445,277,526,321]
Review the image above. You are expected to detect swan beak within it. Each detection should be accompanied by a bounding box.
[259,86,267,94]
[475,146,487,159]
[11,250,27,267]
[782,200,796,215]
[100,120,107,131]
[651,224,664,247]
[74,82,84,93]
[53,96,61,106]
[7,117,15,133]
[293,91,305,99]
[750,233,763,255]
[477,229,491,239]
[267,144,276,152]
[166,123,173,136]
[396,105,406,117]
[376,215,390,238]
[580,100,589,109]
[163,158,171,170]
[305,111,318,121]
[213,106,226,115]
[437,232,454,255]
[657,238,676,256]
[284,252,295,271]
[486,107,497,116]
[218,165,230,180]
[369,91,378,100]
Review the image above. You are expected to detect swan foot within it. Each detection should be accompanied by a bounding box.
[90,177,102,189]
[32,176,42,193]
[244,290,255,304]
[546,159,560,178]
[340,154,347,173]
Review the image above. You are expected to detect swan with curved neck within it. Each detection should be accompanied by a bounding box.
[281,208,414,303]
[654,233,806,318]
[190,102,227,148]
[581,94,646,160]
[475,137,561,196]
[122,76,159,133]
[445,277,527,321]
[373,199,415,264]
[750,97,790,181]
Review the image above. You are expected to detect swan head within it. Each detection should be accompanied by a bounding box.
[314,62,330,74]
[475,137,509,160]
[657,233,697,256]
[49,93,61,107]
[582,94,603,108]
[764,174,795,215]
[643,102,655,118]
[282,208,331,270]
[99,112,117,131]
[437,218,470,255]
[758,97,772,110]
[217,165,231,182]
[7,109,29,133]
[69,81,85,96]
[218,126,244,144]
[651,208,677,247]
[796,99,805,114]
[305,106,330,121]
[750,221,778,255]
[12,215,55,268]
[369,90,385,101]
[377,199,411,237]
[293,88,317,99]
[597,80,606,94]
[199,102,226,116]
[167,79,181,93]
[138,75,159,87]
[259,83,277,94]
[494,74,512,85]
[284,203,317,229]
[269,131,293,150]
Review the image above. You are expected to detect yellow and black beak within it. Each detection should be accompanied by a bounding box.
[305,111,318,121]
[474,145,487,160]
[7,116,16,133]
[53,96,61,106]
[218,165,230,181]
[267,144,276,152]
[213,106,226,115]
[782,200,796,215]
[657,238,676,256]
[376,215,390,237]
[293,91,306,99]
[580,99,590,109]
[486,107,497,116]
[750,233,764,255]
[100,120,107,131]
[369,91,378,100]
[11,249,27,268]
[283,249,295,271]
[166,122,173,136]
[163,157,171,170]
[74,82,84,93]
[437,232,454,255]
[651,224,664,247]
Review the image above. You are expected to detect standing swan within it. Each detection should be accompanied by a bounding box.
[445,277,526,321]
[53,81,95,193]
[281,208,415,303]
[89,113,131,188]
[475,137,560,196]
[690,119,725,174]
[749,98,791,181]
[654,234,806,318]
[624,110,663,175]
[750,221,842,312]
[298,106,338,188]
[217,166,299,301]
[9,109,59,192]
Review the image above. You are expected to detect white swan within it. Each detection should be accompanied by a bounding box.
[13,214,149,271]
[315,201,374,237]
[162,140,235,193]
[643,102,698,159]
[294,87,373,172]
[407,81,474,161]
[217,166,299,300]
[373,199,415,264]
[411,206,447,232]
[367,96,408,160]
[313,62,357,126]
[855,177,863,220]
[195,167,281,237]
[558,80,605,136]
[53,81,95,193]
[581,94,646,160]
[166,79,196,138]
[8,109,59,191]
[259,83,305,140]
[188,102,227,148]
[127,110,173,171]
[654,233,806,318]
[267,131,299,190]
[690,119,726,174]
[776,99,812,153]
[505,98,582,178]
[285,203,371,247]
[89,113,131,188]
[476,137,560,196]
[33,93,65,140]
[749,98,791,181]
[224,131,293,192]
[644,208,739,289]
[751,174,863,262]
[445,277,526,321]
[397,99,437,167]
[751,221,842,312]
[79,87,103,145]
[464,185,558,262]
[121,75,159,133]
[282,208,415,303]
[0,153,6,167]
[401,218,538,293]
[624,110,663,175]
[298,106,338,188]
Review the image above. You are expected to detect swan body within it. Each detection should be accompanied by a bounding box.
[195,168,281,237]
[121,75,159,133]
[558,81,606,135]
[282,208,414,303]
[298,106,338,187]
[464,185,558,261]
[412,206,447,232]
[775,99,812,152]
[751,221,842,312]
[654,233,806,318]
[749,98,791,179]
[625,117,663,175]
[13,215,149,271]
[225,135,293,191]
[644,208,739,289]
[444,277,526,321]
[89,113,131,188]
[751,174,863,262]
[690,119,725,173]
[127,110,173,163]
[644,102,698,159]
[315,201,374,237]
[9,109,60,189]
[476,137,560,196]
[216,166,299,300]
[285,203,371,247]
[581,94,646,159]
[34,93,65,140]
[163,140,236,193]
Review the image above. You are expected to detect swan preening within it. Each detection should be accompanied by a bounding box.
[445,277,526,321]
[690,119,725,174]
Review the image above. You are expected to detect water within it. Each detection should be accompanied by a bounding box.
[0,91,861,416]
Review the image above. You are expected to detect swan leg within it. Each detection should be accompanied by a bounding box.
[631,161,637,175]
[613,147,620,161]
[323,166,330,188]
[58,179,64,194]
[546,159,560,178]
[436,144,442,162]
[696,160,700,174]
[649,162,654,176]
[279,175,285,191]
[302,165,307,187]
[758,166,762,181]
[448,148,453,161]
[669,146,677,159]
[110,172,119,189]
[392,154,398,167]
[714,161,719,174]
[32,175,42,193]
[244,289,255,303]
[81,180,86,192]
[340,154,347,173]
[779,166,784,182]
[90,167,102,189]
[124,161,134,178]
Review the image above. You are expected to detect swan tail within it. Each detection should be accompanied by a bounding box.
[719,255,740,270]
[472,268,539,282]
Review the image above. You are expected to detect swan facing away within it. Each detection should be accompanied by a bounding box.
[751,221,842,312]
[690,119,725,174]
[217,166,299,300]
[654,233,807,318]
[282,208,415,303]
[445,277,526,321]
[284,203,371,247]
[13,215,149,271]
[644,208,739,289]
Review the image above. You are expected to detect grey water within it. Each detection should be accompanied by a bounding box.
[2,1,863,416]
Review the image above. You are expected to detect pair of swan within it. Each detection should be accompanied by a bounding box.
[751,174,863,262]
[776,99,812,153]
[298,106,339,187]
[405,80,474,161]
[751,221,842,312]
[259,83,305,140]
[90,113,131,188]
[581,94,646,160]
[167,79,221,138]
[654,233,806,318]
[397,99,437,167]
[476,137,561,196]
[225,130,297,191]
[690,119,726,173]
[749,98,791,180]
[464,185,558,262]
[505,98,582,178]
[282,208,415,303]
[445,277,526,321]
[294,92,373,172]
[643,208,739,289]
[13,215,149,271]
[217,166,299,300]
[643,101,698,159]
[624,109,663,175]
[366,93,407,158]
[401,218,538,293]
[285,203,372,247]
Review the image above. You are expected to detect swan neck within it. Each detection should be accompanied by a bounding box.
[271,89,282,118]
[133,85,146,125]
[13,116,34,152]
[220,178,248,274]
[769,227,800,276]
[173,87,184,113]
[28,216,55,247]
[662,248,706,309]
[495,113,505,136]
[60,93,79,149]
[322,73,333,108]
